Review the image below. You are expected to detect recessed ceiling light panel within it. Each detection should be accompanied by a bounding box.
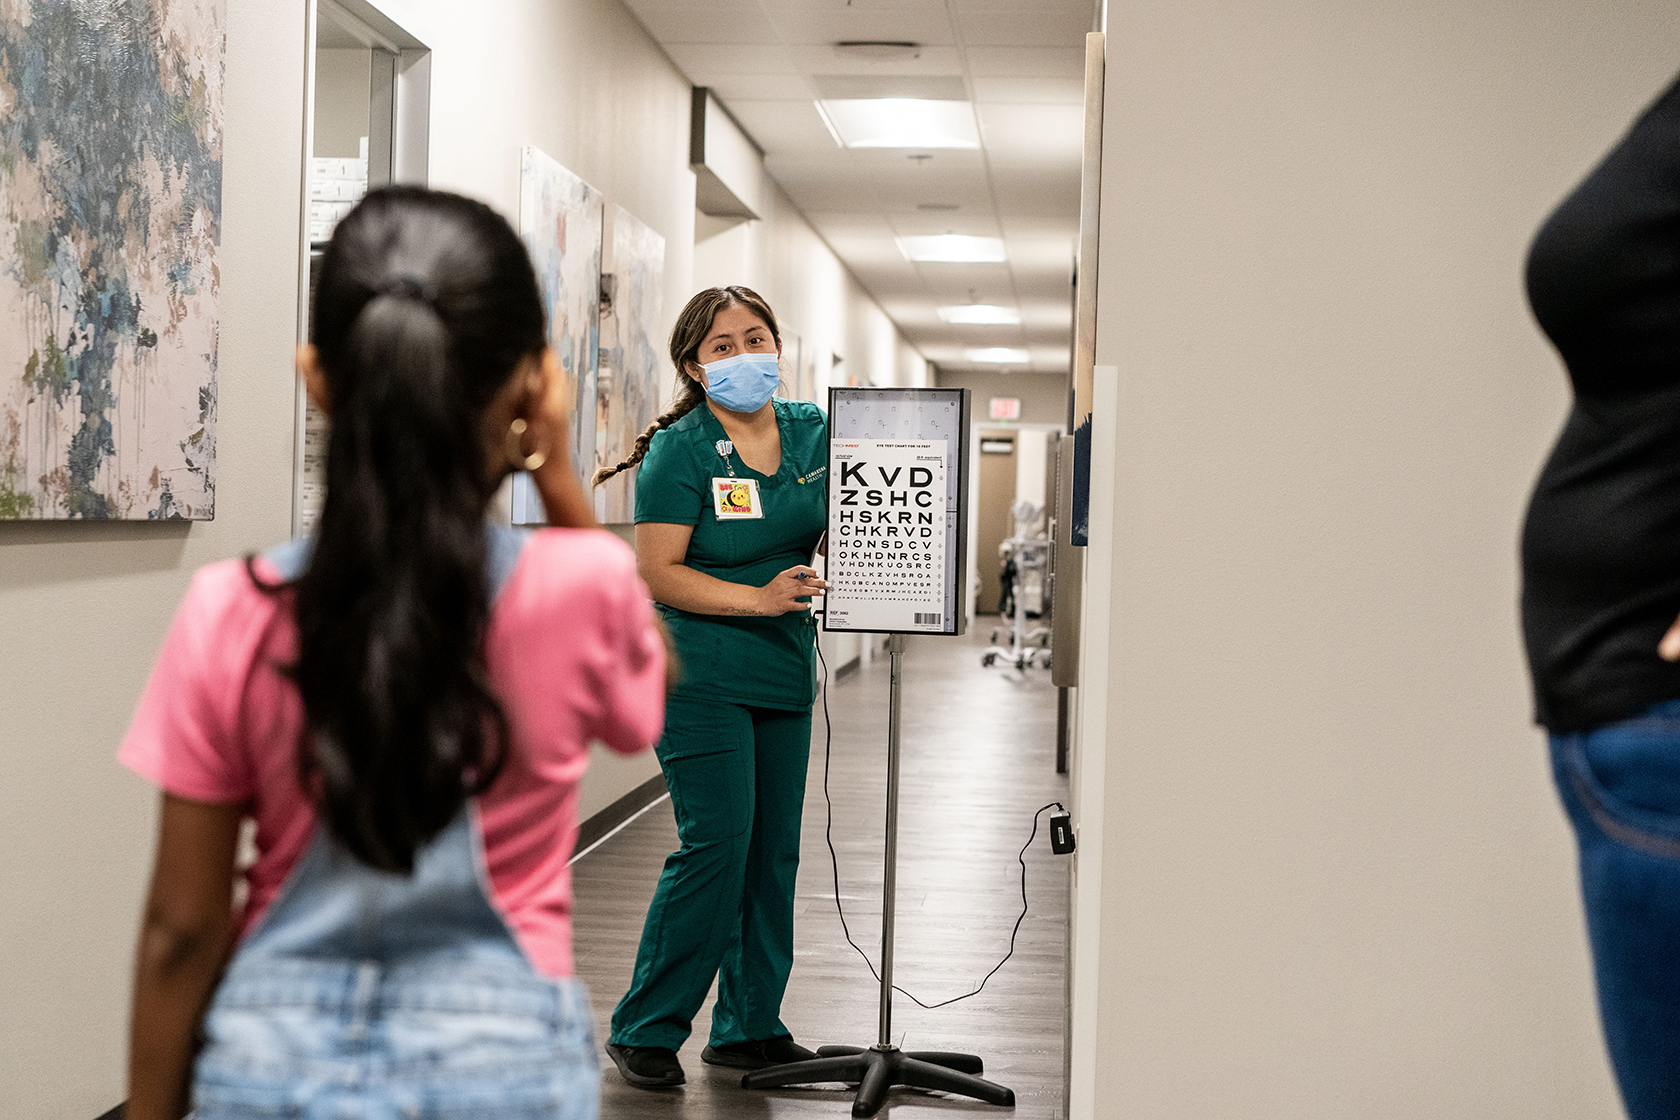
[967,347,1031,364]
[939,305,1020,325]
[896,235,1006,263]
[817,99,980,149]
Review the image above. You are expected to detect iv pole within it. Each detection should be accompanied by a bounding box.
[741,633,1015,1118]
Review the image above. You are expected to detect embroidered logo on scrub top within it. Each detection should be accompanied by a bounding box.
[797,465,827,485]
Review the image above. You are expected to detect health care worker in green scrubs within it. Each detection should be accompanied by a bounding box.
[591,286,829,1089]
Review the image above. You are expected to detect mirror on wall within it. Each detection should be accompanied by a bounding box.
[294,0,431,535]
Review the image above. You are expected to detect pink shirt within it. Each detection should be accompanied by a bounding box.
[119,529,664,978]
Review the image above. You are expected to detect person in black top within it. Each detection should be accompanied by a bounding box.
[1523,68,1680,1120]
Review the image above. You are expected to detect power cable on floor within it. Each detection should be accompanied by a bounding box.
[814,622,1064,1010]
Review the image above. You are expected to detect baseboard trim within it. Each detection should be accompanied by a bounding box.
[573,773,668,855]
[834,655,861,681]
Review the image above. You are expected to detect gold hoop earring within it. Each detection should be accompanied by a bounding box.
[506,418,548,472]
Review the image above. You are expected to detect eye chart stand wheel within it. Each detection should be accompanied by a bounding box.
[742,387,1014,1117]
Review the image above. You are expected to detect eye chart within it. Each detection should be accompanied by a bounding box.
[825,388,971,635]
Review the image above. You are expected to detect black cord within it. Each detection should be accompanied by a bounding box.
[814,622,1064,1010]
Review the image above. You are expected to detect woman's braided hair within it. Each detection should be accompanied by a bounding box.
[591,285,781,488]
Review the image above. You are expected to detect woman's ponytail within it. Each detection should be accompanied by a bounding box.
[278,187,546,873]
[591,381,701,487]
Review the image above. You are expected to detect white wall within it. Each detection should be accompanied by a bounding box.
[0,5,307,1117]
[1073,2,1680,1118]
[4,0,703,1112]
[937,367,1069,426]
[312,48,370,159]
[369,0,700,821]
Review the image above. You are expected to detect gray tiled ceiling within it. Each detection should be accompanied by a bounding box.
[625,0,1093,374]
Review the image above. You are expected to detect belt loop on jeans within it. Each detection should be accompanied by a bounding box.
[347,960,380,1039]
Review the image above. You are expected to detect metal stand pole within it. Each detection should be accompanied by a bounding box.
[742,634,1015,1118]
[878,631,905,1047]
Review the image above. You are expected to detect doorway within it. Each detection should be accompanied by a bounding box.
[975,430,1017,614]
[291,0,432,536]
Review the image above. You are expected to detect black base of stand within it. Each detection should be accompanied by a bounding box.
[741,1044,1015,1117]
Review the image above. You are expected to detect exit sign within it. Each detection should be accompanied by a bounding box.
[989,397,1021,420]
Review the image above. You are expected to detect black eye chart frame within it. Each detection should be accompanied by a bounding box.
[823,386,972,637]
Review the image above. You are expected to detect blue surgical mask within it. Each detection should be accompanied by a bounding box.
[701,351,780,413]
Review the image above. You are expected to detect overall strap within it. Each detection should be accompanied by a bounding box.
[261,522,533,602]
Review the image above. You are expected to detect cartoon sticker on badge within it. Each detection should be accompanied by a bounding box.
[713,476,764,520]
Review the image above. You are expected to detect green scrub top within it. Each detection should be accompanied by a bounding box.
[635,397,829,710]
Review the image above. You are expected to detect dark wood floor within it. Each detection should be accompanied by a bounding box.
[571,622,1069,1119]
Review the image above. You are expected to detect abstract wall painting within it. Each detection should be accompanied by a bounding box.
[513,145,601,525]
[0,0,226,520]
[594,204,665,523]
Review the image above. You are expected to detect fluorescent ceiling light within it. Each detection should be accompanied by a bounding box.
[967,347,1031,364]
[896,235,1006,263]
[816,99,980,149]
[938,304,1020,325]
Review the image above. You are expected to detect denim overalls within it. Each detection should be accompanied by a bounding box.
[192,529,599,1120]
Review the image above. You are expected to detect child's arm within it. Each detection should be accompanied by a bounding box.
[127,793,242,1120]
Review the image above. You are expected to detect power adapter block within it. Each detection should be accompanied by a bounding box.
[1049,809,1075,855]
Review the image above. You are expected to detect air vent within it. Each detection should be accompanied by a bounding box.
[833,41,922,61]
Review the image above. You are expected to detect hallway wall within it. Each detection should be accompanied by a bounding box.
[0,6,307,1117]
[0,1,926,1115]
[1075,2,1680,1117]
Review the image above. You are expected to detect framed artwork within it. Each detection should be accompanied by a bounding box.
[0,0,225,520]
[512,146,602,525]
[593,204,665,524]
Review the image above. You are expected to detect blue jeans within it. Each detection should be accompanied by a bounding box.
[1551,699,1680,1120]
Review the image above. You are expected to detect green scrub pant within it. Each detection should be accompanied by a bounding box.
[610,694,812,1050]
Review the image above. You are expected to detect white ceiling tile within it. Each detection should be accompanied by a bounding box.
[762,5,956,47]
[976,103,1084,163]
[629,7,783,45]
[662,42,803,79]
[723,100,840,155]
[963,46,1084,79]
[952,5,1093,48]
[805,212,900,240]
[987,165,1081,218]
[705,74,819,102]
[1003,237,1076,269]
[970,77,1085,104]
[1019,301,1073,329]
[788,43,965,76]
[772,176,882,214]
[888,212,1002,239]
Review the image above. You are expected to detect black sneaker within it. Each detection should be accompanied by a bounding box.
[700,1035,818,1070]
[605,1042,685,1088]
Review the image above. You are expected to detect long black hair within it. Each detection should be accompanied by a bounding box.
[279,186,546,872]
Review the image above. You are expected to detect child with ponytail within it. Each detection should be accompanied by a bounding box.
[122,187,665,1120]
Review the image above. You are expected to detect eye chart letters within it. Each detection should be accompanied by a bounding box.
[824,387,971,635]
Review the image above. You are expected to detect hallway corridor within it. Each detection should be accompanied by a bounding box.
[572,624,1070,1119]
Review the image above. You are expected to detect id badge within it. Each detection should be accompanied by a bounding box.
[712,477,764,520]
